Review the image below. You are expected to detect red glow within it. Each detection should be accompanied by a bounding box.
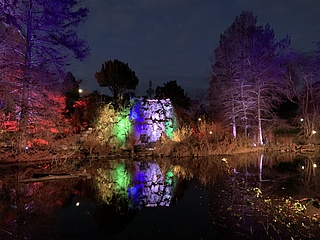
[1,120,18,131]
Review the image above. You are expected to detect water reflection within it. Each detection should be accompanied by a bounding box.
[0,154,320,239]
[95,160,175,208]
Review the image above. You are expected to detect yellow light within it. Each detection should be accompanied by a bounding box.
[300,118,304,122]
[198,118,201,121]
[313,164,317,168]
[209,131,212,134]
[76,202,80,207]
[79,89,83,93]
[312,130,316,134]
[301,166,305,170]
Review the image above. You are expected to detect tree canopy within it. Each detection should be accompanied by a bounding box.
[94,59,139,101]
[156,80,191,109]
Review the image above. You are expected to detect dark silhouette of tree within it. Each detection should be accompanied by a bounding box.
[94,59,139,102]
[210,11,290,145]
[284,52,320,139]
[61,72,81,116]
[0,0,89,149]
[155,80,191,109]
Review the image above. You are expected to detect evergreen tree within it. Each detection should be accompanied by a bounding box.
[0,0,89,148]
[156,80,191,109]
[94,59,139,103]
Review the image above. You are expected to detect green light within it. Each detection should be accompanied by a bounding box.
[165,168,175,185]
[112,112,132,146]
[165,117,177,139]
[113,162,130,190]
[96,161,130,203]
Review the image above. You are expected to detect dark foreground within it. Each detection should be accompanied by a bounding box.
[1,155,320,239]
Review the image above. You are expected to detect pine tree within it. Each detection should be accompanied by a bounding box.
[0,0,89,149]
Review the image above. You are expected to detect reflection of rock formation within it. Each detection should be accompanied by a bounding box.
[0,170,89,240]
[128,161,175,208]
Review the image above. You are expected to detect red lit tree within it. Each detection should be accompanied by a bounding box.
[0,0,89,149]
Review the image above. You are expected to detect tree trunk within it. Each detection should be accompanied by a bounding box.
[257,88,263,145]
[231,97,237,138]
[19,0,33,150]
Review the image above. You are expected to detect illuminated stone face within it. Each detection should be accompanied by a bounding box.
[130,98,176,143]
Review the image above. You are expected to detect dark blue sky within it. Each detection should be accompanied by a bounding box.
[70,0,320,97]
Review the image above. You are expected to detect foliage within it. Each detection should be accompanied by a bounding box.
[80,129,105,156]
[95,162,130,205]
[95,103,132,149]
[172,125,193,142]
[154,120,260,157]
[94,59,139,102]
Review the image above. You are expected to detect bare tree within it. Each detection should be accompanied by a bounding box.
[210,11,290,145]
[285,53,320,139]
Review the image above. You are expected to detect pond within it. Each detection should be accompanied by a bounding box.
[0,153,320,239]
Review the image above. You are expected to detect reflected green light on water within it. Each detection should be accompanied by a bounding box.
[96,161,130,204]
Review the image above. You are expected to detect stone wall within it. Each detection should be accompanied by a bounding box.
[130,98,176,143]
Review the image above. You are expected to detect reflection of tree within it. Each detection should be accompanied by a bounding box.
[169,157,226,186]
[0,166,88,239]
[0,172,18,239]
[95,161,130,206]
[300,157,319,187]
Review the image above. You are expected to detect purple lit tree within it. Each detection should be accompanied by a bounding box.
[0,0,89,149]
[0,21,24,124]
[210,11,290,145]
[243,24,290,145]
[210,12,258,138]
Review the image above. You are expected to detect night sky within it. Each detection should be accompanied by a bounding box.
[70,0,320,97]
